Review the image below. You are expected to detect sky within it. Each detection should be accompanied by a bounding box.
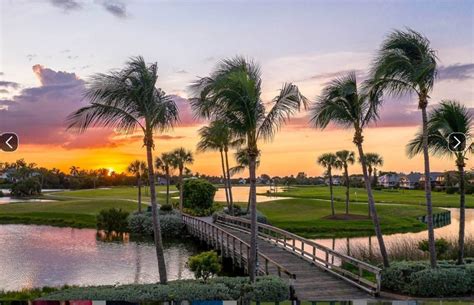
[0,0,473,177]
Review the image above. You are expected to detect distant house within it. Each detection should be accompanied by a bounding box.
[0,169,15,182]
[420,172,445,189]
[238,178,247,185]
[400,172,422,189]
[326,177,341,186]
[378,173,400,188]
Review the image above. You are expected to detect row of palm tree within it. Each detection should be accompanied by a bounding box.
[65,28,471,283]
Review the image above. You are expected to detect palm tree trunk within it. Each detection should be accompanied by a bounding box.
[145,142,168,283]
[421,105,437,268]
[248,151,258,282]
[329,169,335,216]
[166,169,170,206]
[224,148,234,215]
[345,165,350,215]
[457,162,466,264]
[137,177,142,213]
[220,150,230,210]
[179,168,184,212]
[356,142,389,267]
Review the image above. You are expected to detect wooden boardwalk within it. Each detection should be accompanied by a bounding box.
[182,214,381,301]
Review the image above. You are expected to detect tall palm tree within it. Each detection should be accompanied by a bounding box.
[317,153,338,216]
[311,72,390,267]
[171,147,194,212]
[336,150,355,215]
[155,153,174,206]
[69,166,80,177]
[190,56,307,281]
[407,100,472,264]
[128,160,147,213]
[370,29,438,267]
[363,153,384,186]
[67,56,178,283]
[197,120,242,214]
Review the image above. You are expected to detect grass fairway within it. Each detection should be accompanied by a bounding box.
[264,185,473,208]
[0,186,174,228]
[254,198,442,238]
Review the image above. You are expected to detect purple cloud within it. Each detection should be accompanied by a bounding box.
[50,0,82,11]
[0,81,19,89]
[438,63,474,81]
[100,0,127,18]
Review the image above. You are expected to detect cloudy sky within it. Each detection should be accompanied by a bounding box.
[0,0,473,176]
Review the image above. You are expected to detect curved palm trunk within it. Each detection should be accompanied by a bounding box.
[165,168,170,206]
[344,165,350,215]
[137,177,142,213]
[224,148,234,215]
[356,141,389,267]
[219,149,230,209]
[328,168,335,216]
[248,152,258,282]
[421,105,437,268]
[457,162,466,264]
[179,167,184,212]
[146,143,168,283]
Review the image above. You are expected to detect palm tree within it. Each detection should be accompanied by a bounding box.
[310,72,390,267]
[317,153,338,216]
[336,150,355,215]
[69,166,80,176]
[369,29,438,268]
[170,147,194,212]
[407,100,472,264]
[67,56,178,283]
[128,160,147,213]
[362,153,384,186]
[155,153,174,206]
[197,120,242,214]
[190,56,307,281]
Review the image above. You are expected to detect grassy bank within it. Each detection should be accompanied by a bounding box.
[264,185,473,208]
[253,198,442,238]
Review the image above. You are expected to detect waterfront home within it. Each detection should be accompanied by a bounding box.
[399,172,422,189]
[378,173,401,188]
[420,172,445,189]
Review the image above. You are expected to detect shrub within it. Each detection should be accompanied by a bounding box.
[41,276,289,301]
[381,261,428,293]
[187,251,221,281]
[465,184,474,195]
[446,186,458,194]
[0,191,3,197]
[183,179,216,214]
[408,268,470,297]
[418,238,449,257]
[241,210,269,224]
[10,178,41,197]
[96,208,129,233]
[160,203,173,212]
[128,211,184,238]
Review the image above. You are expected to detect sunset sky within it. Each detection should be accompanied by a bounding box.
[0,0,473,176]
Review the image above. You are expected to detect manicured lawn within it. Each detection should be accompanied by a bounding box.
[253,198,443,238]
[263,185,473,208]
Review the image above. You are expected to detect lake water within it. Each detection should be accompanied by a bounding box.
[0,225,197,291]
[214,185,285,203]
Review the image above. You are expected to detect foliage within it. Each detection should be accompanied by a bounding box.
[160,203,173,212]
[446,186,457,194]
[183,179,217,214]
[41,276,289,301]
[187,251,221,281]
[128,211,184,238]
[418,238,449,257]
[96,208,129,233]
[10,178,41,197]
[0,286,63,300]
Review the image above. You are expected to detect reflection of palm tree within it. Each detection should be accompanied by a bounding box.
[311,72,389,267]
[190,56,307,281]
[317,153,338,216]
[335,150,355,214]
[370,29,438,268]
[67,56,178,283]
[134,241,141,284]
[127,160,147,213]
[170,147,194,212]
[407,100,472,264]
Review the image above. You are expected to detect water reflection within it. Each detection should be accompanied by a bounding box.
[0,225,198,291]
[214,186,286,203]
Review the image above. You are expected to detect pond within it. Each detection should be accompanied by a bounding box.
[214,185,285,203]
[0,225,198,291]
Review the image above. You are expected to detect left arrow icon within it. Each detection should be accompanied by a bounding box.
[0,133,19,152]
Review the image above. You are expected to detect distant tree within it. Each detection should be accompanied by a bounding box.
[127,160,147,213]
[335,150,355,214]
[360,153,383,186]
[317,153,338,216]
[155,153,174,206]
[170,147,194,212]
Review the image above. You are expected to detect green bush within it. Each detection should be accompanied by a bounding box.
[96,208,129,233]
[41,276,289,301]
[188,251,221,281]
[446,186,458,194]
[465,184,474,195]
[381,261,428,293]
[418,238,449,257]
[128,211,184,238]
[10,178,41,197]
[183,179,216,214]
[160,203,173,212]
[408,268,470,297]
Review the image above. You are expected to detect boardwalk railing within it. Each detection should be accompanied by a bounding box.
[182,214,297,287]
[215,214,382,295]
